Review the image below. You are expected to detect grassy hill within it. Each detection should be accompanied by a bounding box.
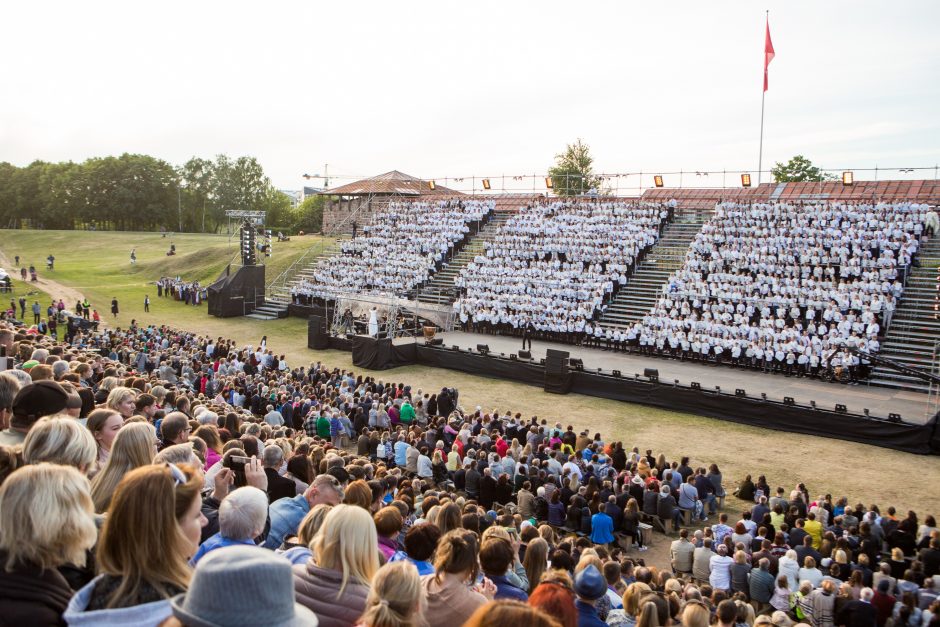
[0,229,324,326]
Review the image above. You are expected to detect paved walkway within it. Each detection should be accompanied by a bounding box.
[436,331,937,425]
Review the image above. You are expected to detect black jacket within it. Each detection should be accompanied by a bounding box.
[0,553,73,627]
[264,468,297,503]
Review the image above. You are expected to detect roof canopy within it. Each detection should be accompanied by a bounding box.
[320,170,461,197]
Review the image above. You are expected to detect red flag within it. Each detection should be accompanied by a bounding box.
[763,16,775,92]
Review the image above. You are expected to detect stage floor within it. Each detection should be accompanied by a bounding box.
[435,331,936,426]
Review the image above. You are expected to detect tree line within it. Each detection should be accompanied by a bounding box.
[0,154,310,232]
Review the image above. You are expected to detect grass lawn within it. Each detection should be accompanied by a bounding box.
[1,229,938,520]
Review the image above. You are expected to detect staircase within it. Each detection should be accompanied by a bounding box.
[414,211,514,305]
[868,236,940,393]
[597,209,710,327]
[247,237,346,321]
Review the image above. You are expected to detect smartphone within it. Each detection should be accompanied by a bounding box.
[225,455,251,487]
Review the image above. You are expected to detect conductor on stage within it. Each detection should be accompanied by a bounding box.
[521,317,533,351]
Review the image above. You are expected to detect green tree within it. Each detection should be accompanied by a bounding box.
[179,157,215,232]
[259,186,293,229]
[548,138,602,196]
[292,194,325,233]
[771,155,837,182]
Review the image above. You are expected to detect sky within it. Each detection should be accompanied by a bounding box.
[2,1,939,193]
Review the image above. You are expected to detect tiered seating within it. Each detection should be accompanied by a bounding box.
[453,200,667,339]
[627,201,928,380]
[290,198,494,303]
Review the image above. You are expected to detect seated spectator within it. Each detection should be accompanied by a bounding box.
[357,561,424,627]
[165,545,317,627]
[191,486,267,564]
[90,421,158,512]
[0,464,98,625]
[293,504,378,626]
[65,463,206,624]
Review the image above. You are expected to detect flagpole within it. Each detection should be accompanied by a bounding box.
[758,9,768,185]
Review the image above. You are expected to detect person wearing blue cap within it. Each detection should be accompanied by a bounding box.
[574,564,608,627]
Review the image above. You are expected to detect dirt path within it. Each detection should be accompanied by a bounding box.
[0,249,88,310]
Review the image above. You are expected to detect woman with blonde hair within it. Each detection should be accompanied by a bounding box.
[90,422,158,513]
[22,415,97,474]
[86,408,124,467]
[106,386,138,419]
[64,463,206,625]
[0,464,98,624]
[356,561,424,627]
[681,600,711,627]
[279,503,333,565]
[294,503,379,626]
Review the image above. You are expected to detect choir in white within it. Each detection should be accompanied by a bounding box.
[290,199,494,303]
[289,193,935,383]
[452,200,668,340]
[586,201,929,381]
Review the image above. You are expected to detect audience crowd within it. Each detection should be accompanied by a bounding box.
[0,316,936,627]
[291,199,494,304]
[453,200,667,340]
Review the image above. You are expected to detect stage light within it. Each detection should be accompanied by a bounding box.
[674,379,680,386]
[613,370,622,377]
[654,175,664,188]
[569,358,584,371]
[691,382,701,391]
[741,173,752,188]
[715,386,721,393]
[597,368,603,373]
[510,354,518,360]
[835,404,847,413]
[428,180,436,190]
[451,345,459,351]
[735,388,746,397]
[842,171,854,186]
[864,408,870,416]
[482,179,491,190]
[783,397,795,406]
[811,400,817,409]
[545,177,554,189]
[476,344,489,354]
[888,413,902,423]
[761,393,767,400]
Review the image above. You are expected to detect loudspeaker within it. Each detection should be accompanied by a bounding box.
[518,350,532,360]
[308,315,329,350]
[644,368,659,379]
[476,344,490,354]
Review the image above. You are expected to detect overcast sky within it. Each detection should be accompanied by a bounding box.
[2,1,939,193]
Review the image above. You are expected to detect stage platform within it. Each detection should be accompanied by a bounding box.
[436,331,936,426]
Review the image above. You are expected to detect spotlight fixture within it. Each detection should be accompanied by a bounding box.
[842,171,854,186]
[715,386,721,393]
[545,177,554,189]
[482,178,491,190]
[783,396,795,406]
[612,370,622,378]
[428,180,436,190]
[654,175,664,188]
[810,400,817,409]
[741,173,752,188]
[835,404,847,413]
[863,408,870,416]
[761,393,768,400]
[735,388,746,397]
[888,413,902,423]
[691,382,701,391]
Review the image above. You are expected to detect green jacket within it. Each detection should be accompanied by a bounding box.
[316,416,331,438]
[399,402,415,424]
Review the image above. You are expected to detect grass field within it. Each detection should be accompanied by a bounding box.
[1,229,938,520]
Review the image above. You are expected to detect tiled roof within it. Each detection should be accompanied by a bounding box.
[321,170,462,197]
[641,179,940,208]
